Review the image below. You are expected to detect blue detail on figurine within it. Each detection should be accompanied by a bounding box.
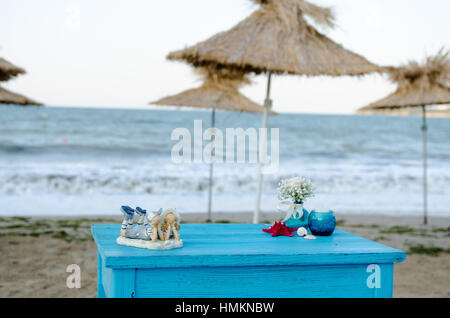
[121,206,153,240]
[135,207,146,214]
[308,210,336,236]
[121,206,135,218]
[284,207,310,230]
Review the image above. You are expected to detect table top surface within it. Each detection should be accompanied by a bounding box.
[92,224,406,269]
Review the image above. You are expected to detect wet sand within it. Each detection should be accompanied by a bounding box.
[0,212,449,298]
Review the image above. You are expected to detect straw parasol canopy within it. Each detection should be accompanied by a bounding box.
[168,0,380,76]
[0,57,25,82]
[357,49,450,225]
[358,49,450,111]
[0,86,42,106]
[151,68,274,113]
[0,56,42,105]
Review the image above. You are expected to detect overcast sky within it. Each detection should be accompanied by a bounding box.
[1,0,449,114]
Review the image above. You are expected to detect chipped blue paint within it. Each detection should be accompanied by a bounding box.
[92,224,405,298]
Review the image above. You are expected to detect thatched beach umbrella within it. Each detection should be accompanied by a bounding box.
[358,50,450,225]
[0,57,25,82]
[168,0,380,223]
[151,68,267,220]
[0,87,42,106]
[0,57,41,105]
[152,68,266,113]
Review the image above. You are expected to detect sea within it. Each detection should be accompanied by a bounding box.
[1,105,449,217]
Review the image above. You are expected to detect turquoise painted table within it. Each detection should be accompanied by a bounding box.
[91,224,406,298]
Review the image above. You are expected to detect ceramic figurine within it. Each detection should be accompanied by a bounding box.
[123,207,153,240]
[116,206,183,250]
[120,205,135,237]
[160,209,181,241]
[150,208,163,241]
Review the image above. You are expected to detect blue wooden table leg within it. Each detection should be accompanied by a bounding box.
[378,263,394,298]
[97,251,106,298]
[111,269,136,298]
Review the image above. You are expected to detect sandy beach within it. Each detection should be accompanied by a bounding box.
[0,212,448,298]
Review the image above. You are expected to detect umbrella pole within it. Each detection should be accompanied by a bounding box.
[421,105,428,225]
[207,106,216,222]
[254,72,273,224]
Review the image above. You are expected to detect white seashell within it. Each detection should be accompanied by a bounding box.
[297,227,307,237]
[304,234,316,240]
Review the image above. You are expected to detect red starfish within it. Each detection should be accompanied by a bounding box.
[262,221,296,237]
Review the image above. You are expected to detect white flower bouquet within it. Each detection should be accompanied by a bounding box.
[277,176,314,203]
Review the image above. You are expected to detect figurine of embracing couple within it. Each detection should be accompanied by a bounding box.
[120,206,181,242]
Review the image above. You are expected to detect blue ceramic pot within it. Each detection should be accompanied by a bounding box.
[308,210,336,236]
[284,202,309,230]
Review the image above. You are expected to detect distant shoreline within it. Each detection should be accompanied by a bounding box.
[0,104,406,116]
[11,212,450,223]
[357,110,450,118]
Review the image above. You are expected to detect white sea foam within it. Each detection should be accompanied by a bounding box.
[0,160,448,194]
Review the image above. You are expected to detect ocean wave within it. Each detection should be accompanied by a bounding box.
[1,107,450,214]
[1,163,449,195]
[0,142,170,156]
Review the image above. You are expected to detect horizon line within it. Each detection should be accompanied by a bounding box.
[8,104,360,116]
